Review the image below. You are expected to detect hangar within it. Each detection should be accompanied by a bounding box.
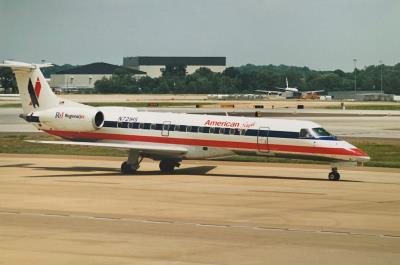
[123,56,226,78]
[50,62,145,91]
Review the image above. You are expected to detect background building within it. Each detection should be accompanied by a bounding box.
[50,62,145,91]
[123,56,226,78]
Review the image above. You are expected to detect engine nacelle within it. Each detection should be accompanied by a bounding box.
[33,107,104,132]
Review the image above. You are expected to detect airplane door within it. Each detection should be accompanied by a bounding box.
[162,121,171,136]
[257,127,269,152]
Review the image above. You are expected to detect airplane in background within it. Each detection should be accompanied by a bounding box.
[257,77,324,99]
[0,61,370,181]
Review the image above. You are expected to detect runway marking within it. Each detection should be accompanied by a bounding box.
[91,216,121,220]
[142,219,174,224]
[41,213,70,217]
[382,234,400,238]
[196,223,230,228]
[56,180,121,185]
[0,210,399,240]
[319,230,350,235]
[249,190,325,196]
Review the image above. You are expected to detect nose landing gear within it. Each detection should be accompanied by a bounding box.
[328,167,340,181]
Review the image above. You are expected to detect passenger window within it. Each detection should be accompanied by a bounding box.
[209,127,214,134]
[198,127,204,133]
[229,128,235,135]
[175,125,180,131]
[299,128,313,138]
[186,126,192,132]
[219,128,225,134]
[150,124,156,130]
[139,123,144,129]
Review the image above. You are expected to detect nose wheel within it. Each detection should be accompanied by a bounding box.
[328,167,340,181]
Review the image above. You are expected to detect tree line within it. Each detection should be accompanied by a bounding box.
[95,63,400,95]
[1,63,399,95]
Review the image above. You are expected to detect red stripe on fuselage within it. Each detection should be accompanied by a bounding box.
[44,130,365,157]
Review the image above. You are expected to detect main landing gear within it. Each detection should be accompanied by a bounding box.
[159,159,181,173]
[120,150,182,174]
[121,150,142,174]
[328,167,341,181]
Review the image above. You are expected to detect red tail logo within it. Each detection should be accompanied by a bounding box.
[35,77,41,98]
[28,77,41,108]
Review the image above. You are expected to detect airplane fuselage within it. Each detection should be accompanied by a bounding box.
[33,106,369,163]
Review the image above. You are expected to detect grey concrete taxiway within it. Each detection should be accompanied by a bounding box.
[0,154,399,265]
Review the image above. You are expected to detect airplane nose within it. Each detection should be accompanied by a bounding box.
[356,155,370,163]
[351,148,370,162]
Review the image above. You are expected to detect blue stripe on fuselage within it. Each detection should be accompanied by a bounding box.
[102,121,338,141]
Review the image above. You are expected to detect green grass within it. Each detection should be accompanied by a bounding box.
[0,133,127,157]
[326,104,400,110]
[0,103,22,108]
[353,141,400,168]
[1,133,400,168]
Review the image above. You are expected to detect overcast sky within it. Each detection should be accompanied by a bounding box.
[0,0,399,71]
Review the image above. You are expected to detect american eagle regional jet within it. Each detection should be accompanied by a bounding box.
[0,61,370,181]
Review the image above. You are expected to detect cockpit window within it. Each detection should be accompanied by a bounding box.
[299,128,313,138]
[312,127,332,137]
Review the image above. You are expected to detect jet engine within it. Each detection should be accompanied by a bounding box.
[31,107,104,132]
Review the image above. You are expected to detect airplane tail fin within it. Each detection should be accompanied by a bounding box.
[0,61,59,114]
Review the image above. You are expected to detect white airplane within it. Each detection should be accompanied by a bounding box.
[0,61,370,181]
[257,77,324,97]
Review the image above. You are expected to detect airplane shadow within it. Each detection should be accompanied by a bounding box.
[0,162,363,183]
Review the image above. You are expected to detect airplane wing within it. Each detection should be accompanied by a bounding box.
[255,90,281,95]
[302,90,325,94]
[26,140,188,156]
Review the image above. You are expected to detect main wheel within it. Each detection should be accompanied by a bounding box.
[159,159,179,173]
[328,171,340,181]
[121,161,137,174]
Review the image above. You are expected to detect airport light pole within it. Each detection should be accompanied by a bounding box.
[353,59,357,96]
[379,60,383,94]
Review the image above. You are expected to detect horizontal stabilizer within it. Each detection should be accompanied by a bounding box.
[25,140,188,155]
[0,60,52,69]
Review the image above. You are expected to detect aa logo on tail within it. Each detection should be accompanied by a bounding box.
[28,78,41,108]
